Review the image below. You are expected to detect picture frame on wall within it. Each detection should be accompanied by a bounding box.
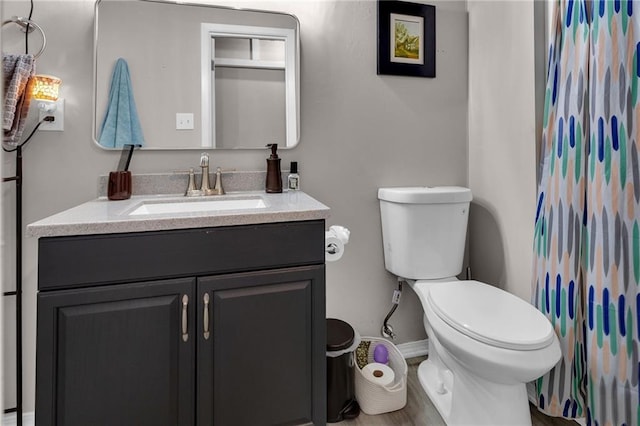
[377,0,436,78]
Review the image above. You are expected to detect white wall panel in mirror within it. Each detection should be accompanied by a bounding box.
[201,24,296,149]
[93,0,300,150]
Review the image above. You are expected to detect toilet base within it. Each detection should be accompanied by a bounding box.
[408,280,560,426]
[417,352,532,426]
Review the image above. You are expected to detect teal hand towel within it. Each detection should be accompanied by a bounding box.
[99,58,144,148]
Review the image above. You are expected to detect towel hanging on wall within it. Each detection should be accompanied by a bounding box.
[99,58,145,148]
[2,53,36,145]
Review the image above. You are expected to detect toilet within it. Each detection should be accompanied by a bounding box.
[378,186,561,426]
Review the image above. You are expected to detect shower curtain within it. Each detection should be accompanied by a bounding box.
[532,1,640,425]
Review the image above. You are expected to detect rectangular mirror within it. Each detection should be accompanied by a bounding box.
[93,0,300,150]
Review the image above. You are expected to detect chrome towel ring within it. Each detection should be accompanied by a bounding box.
[2,16,47,59]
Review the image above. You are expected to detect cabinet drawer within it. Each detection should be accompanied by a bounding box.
[38,220,325,290]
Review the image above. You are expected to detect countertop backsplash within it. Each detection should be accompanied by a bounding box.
[97,171,288,197]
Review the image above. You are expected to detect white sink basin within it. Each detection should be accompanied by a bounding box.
[129,197,267,216]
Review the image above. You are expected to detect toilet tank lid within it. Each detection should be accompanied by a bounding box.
[378,186,472,204]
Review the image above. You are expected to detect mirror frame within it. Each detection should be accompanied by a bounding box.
[92,0,301,150]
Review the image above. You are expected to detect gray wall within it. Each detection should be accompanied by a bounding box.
[2,0,469,411]
[467,1,538,301]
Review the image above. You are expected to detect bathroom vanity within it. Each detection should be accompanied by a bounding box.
[28,190,330,426]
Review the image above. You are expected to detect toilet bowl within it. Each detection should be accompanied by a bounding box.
[410,279,561,426]
[377,186,561,425]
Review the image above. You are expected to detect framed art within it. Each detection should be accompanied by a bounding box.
[377,0,436,78]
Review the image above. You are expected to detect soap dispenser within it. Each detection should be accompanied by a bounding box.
[265,143,282,193]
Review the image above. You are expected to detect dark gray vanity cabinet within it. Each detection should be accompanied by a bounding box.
[197,266,325,426]
[36,278,195,426]
[35,220,326,426]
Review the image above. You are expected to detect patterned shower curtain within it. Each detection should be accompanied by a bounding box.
[532,1,640,425]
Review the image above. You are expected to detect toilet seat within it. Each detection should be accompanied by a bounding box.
[426,280,555,350]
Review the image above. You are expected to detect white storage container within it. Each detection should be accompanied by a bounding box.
[354,337,407,415]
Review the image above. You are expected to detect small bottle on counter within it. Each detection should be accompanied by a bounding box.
[288,161,300,190]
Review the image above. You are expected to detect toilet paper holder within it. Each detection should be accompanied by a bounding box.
[325,225,350,260]
[326,243,340,255]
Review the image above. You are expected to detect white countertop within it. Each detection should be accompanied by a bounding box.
[27,191,330,238]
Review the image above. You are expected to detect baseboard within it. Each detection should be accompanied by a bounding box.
[2,411,35,426]
[396,338,429,358]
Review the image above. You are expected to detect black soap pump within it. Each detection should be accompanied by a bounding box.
[265,143,282,193]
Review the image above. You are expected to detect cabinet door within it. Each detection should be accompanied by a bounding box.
[36,278,195,426]
[197,266,326,426]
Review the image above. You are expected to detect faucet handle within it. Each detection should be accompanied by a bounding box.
[213,167,225,195]
[185,168,203,197]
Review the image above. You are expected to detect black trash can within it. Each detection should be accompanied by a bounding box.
[326,318,361,423]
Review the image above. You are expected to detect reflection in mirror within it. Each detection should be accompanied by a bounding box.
[93,0,300,150]
[201,24,297,148]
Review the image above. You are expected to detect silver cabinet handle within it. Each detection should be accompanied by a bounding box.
[203,293,210,340]
[182,294,189,342]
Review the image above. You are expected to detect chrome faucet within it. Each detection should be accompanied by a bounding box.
[187,153,224,196]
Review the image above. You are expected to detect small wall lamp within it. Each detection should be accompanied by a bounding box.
[31,74,64,131]
[32,74,61,106]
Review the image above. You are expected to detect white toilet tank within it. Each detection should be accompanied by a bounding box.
[378,186,473,280]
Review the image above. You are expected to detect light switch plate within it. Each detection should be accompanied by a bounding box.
[176,113,194,130]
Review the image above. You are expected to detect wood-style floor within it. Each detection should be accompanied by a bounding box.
[335,357,579,426]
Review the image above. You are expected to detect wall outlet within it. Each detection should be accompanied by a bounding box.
[176,113,194,130]
[39,99,64,131]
